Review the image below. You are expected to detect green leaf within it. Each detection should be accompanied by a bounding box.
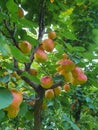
[6,0,18,13]
[53,74,64,83]
[26,36,38,46]
[25,111,34,120]
[0,88,13,110]
[73,46,85,52]
[6,0,19,21]
[9,45,30,63]
[19,18,37,30]
[62,113,80,130]
[0,35,11,56]
[0,110,5,122]
[18,102,28,116]
[0,75,10,83]
[65,31,76,40]
[22,72,40,84]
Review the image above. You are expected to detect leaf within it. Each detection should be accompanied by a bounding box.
[22,72,40,84]
[0,75,10,83]
[19,18,37,29]
[0,35,11,56]
[65,31,76,40]
[6,0,18,13]
[0,110,5,122]
[85,97,91,103]
[25,111,34,120]
[9,45,30,63]
[73,46,85,52]
[0,88,13,110]
[18,102,28,116]
[62,113,80,130]
[26,36,38,46]
[53,74,64,83]
[65,44,73,52]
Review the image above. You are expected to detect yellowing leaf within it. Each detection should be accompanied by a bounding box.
[62,8,74,15]
[50,0,54,3]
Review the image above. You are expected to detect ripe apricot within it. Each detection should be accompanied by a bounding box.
[19,41,32,54]
[29,68,38,76]
[34,49,48,62]
[62,53,68,59]
[17,7,24,18]
[53,86,62,95]
[56,59,75,72]
[45,89,54,99]
[72,66,83,78]
[48,31,56,39]
[7,107,20,118]
[42,39,54,52]
[40,76,53,89]
[76,73,87,84]
[63,84,70,91]
[4,89,23,118]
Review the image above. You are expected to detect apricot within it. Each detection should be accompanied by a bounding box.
[29,68,38,76]
[12,71,17,77]
[17,128,23,130]
[40,76,53,89]
[4,89,23,118]
[48,31,56,39]
[42,39,54,52]
[45,89,54,99]
[17,7,24,18]
[7,89,23,108]
[62,53,68,59]
[56,59,75,72]
[77,73,87,84]
[53,86,62,95]
[72,66,83,78]
[63,84,70,91]
[7,107,20,118]
[19,41,32,54]
[63,72,73,83]
[34,49,48,62]
[71,78,79,86]
[62,59,75,72]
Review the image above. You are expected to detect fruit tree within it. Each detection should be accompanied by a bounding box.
[0,0,98,130]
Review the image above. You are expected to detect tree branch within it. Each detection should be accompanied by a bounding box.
[51,80,64,89]
[25,0,46,70]
[3,20,18,48]
[38,0,46,41]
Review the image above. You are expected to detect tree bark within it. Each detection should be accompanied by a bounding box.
[33,96,43,130]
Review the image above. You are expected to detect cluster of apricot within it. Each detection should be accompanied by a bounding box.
[40,76,62,99]
[4,89,23,118]
[40,76,70,100]
[39,53,87,100]
[18,31,56,76]
[34,31,56,62]
[56,53,87,86]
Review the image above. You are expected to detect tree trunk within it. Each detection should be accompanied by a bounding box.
[33,97,43,130]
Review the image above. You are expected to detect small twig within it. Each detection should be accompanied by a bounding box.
[51,80,64,89]
[25,45,40,71]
